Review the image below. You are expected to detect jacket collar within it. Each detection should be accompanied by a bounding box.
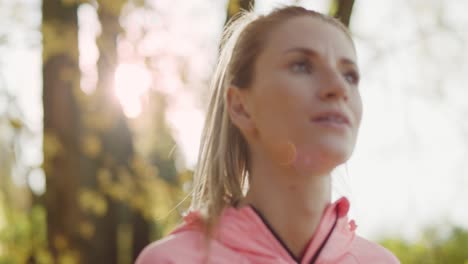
[173,197,356,263]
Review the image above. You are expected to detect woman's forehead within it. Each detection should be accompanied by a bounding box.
[261,16,356,62]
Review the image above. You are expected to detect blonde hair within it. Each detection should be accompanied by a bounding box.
[190,6,353,236]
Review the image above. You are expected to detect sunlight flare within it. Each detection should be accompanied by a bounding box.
[114,63,152,118]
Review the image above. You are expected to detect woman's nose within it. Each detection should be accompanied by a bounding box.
[318,69,349,101]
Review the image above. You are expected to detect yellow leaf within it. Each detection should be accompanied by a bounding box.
[9,118,23,129]
[108,184,127,202]
[78,188,107,216]
[97,168,112,188]
[54,234,68,251]
[94,196,108,216]
[80,134,102,158]
[79,220,95,240]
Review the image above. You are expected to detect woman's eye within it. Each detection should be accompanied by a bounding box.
[291,60,312,73]
[344,71,360,85]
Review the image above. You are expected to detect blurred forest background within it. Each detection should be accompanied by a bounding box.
[0,0,467,263]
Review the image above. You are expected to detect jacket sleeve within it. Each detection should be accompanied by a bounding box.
[349,236,401,264]
[135,244,172,264]
[135,232,209,264]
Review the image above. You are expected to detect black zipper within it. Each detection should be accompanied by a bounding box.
[308,206,338,264]
[249,205,339,264]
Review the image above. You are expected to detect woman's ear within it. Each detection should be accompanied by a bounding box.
[226,85,255,134]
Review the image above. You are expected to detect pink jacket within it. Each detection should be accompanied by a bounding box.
[136,197,400,263]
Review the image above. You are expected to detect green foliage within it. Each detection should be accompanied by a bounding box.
[380,226,468,264]
[0,205,52,264]
[0,169,191,264]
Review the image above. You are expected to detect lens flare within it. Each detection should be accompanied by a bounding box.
[114,63,151,118]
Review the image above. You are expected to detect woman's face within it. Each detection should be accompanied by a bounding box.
[237,16,362,171]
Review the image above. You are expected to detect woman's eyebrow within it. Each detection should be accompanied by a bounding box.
[283,47,357,67]
[283,47,319,57]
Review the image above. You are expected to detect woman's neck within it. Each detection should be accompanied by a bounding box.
[237,155,332,260]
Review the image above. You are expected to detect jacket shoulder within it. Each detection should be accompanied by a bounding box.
[135,231,207,264]
[135,230,248,264]
[348,235,400,264]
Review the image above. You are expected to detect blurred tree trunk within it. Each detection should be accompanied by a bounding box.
[42,0,144,263]
[41,0,82,261]
[329,0,355,27]
[225,0,255,25]
[84,1,184,262]
[86,1,173,262]
[78,1,136,263]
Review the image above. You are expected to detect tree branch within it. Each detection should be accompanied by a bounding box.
[329,0,355,28]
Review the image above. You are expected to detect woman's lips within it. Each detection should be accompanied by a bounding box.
[312,118,349,130]
[311,111,351,130]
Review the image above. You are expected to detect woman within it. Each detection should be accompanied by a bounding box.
[136,6,400,264]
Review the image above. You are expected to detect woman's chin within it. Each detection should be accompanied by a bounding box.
[292,143,352,173]
[265,138,354,173]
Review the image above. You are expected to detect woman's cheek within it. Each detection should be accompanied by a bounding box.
[352,93,363,127]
